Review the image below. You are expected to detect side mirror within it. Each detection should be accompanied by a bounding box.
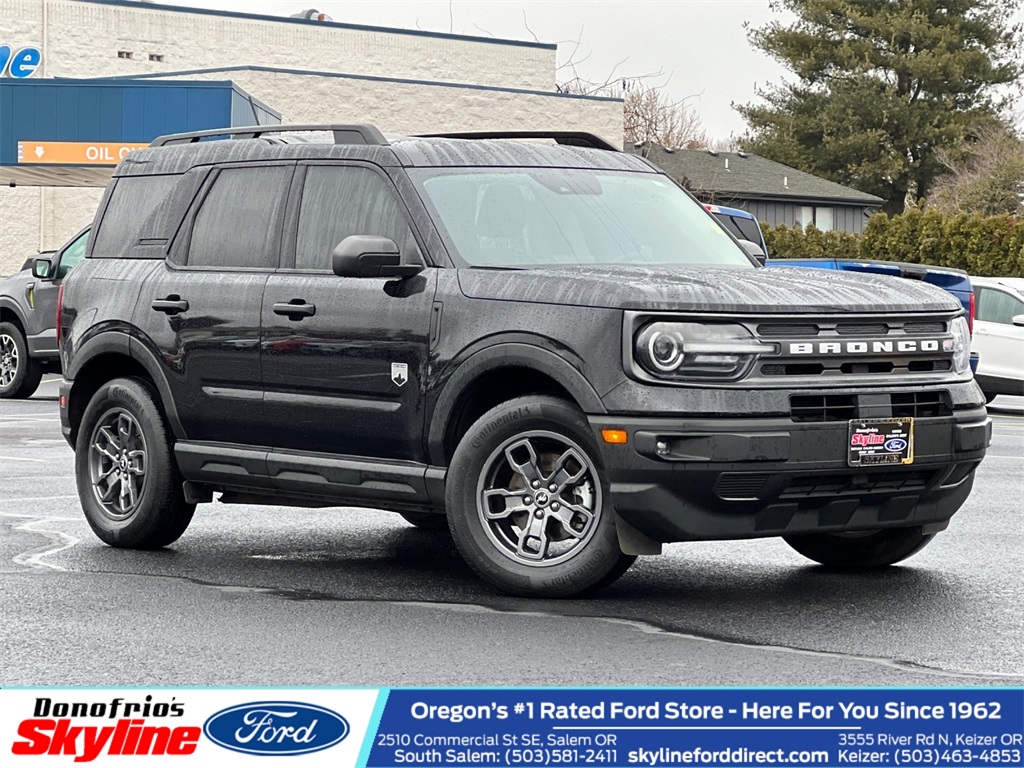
[737,239,767,267]
[1013,314,1024,328]
[331,236,423,279]
[31,257,53,279]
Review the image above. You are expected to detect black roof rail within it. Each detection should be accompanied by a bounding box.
[149,123,389,147]
[411,131,619,152]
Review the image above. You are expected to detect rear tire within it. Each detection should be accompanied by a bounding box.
[0,322,43,399]
[784,527,934,569]
[75,377,195,548]
[398,510,448,531]
[446,395,635,597]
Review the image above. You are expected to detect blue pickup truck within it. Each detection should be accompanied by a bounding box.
[706,204,977,337]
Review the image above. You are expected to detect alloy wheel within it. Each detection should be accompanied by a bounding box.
[0,333,18,388]
[88,408,148,519]
[476,430,602,566]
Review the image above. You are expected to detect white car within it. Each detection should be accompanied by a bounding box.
[970,276,1024,402]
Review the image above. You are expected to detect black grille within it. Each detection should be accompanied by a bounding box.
[904,321,946,334]
[839,361,894,374]
[758,323,820,338]
[907,359,952,372]
[836,323,888,336]
[790,395,857,423]
[762,363,825,376]
[891,391,952,418]
[790,391,952,422]
[715,473,771,500]
[781,470,934,498]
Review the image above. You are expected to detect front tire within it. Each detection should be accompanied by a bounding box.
[784,527,935,569]
[446,396,635,597]
[75,377,195,548]
[0,322,43,399]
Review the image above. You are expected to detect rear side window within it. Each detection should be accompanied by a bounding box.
[294,166,415,271]
[976,287,1024,325]
[187,166,291,269]
[92,175,178,256]
[712,212,763,245]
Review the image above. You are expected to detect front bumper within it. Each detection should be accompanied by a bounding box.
[590,407,990,543]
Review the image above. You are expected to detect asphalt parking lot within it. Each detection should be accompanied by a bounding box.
[2,377,1022,687]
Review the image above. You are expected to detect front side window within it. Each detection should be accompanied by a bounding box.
[56,229,89,279]
[187,166,290,269]
[411,168,753,269]
[976,287,1024,325]
[294,166,415,271]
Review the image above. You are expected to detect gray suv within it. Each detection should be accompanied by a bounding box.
[0,227,89,398]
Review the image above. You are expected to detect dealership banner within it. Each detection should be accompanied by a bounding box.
[1,688,1021,767]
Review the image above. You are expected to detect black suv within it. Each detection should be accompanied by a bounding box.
[58,125,990,597]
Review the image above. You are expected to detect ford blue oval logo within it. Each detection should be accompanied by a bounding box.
[203,701,349,756]
[885,438,908,452]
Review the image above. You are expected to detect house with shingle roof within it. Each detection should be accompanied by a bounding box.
[630,145,884,234]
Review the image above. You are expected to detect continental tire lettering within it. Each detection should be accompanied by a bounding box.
[470,406,532,449]
[110,386,144,412]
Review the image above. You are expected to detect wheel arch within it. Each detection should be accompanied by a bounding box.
[66,332,183,444]
[0,298,28,335]
[427,342,606,466]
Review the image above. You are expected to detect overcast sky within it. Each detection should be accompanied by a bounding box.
[161,0,1023,141]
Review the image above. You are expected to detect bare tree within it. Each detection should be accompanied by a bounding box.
[622,83,710,150]
[929,120,1024,216]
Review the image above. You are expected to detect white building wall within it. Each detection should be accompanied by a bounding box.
[0,188,103,273]
[159,68,623,144]
[4,0,556,89]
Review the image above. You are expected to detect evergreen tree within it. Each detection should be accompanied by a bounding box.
[738,1,1021,214]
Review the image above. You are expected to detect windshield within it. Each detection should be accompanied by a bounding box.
[410,168,753,269]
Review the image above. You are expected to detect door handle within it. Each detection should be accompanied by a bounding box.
[273,299,316,319]
[151,296,189,314]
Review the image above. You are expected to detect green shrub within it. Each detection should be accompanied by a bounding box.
[762,212,1024,277]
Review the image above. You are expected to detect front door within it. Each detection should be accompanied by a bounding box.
[261,162,436,461]
[973,285,1024,390]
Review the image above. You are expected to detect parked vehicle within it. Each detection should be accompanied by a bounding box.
[970,276,1024,402]
[58,125,989,597]
[0,228,89,398]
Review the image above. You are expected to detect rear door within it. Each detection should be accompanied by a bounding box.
[973,285,1024,385]
[261,161,436,460]
[134,163,293,444]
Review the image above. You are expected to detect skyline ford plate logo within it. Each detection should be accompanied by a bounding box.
[885,438,909,452]
[203,701,349,755]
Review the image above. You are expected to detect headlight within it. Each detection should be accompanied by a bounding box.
[635,322,777,381]
[951,316,971,375]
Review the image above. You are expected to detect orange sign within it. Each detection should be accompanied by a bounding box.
[17,141,149,165]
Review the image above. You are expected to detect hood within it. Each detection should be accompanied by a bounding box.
[457,265,962,315]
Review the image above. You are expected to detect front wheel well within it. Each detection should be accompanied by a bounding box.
[68,354,152,444]
[441,367,579,464]
[0,308,26,335]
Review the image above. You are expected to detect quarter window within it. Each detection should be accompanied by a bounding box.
[187,166,290,269]
[976,287,1024,325]
[92,175,178,256]
[294,166,416,271]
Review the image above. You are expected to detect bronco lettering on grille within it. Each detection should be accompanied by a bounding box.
[788,339,944,355]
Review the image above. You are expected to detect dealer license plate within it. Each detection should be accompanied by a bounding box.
[847,418,914,467]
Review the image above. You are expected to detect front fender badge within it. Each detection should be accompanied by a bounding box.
[391,362,408,387]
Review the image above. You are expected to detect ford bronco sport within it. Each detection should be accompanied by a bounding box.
[58,125,990,597]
